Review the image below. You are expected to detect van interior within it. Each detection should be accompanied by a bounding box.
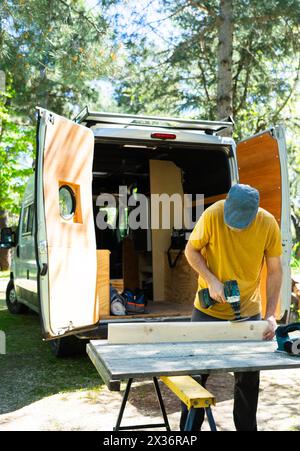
[92,138,231,320]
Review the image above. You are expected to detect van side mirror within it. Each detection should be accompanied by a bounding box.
[0,227,16,248]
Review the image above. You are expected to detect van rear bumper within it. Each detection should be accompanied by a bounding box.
[76,315,191,340]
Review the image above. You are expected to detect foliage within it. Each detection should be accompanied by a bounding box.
[0,0,118,118]
[110,0,300,139]
[291,243,300,270]
[0,270,9,278]
[0,0,119,216]
[0,86,35,216]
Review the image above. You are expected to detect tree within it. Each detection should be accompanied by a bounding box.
[0,0,118,269]
[289,141,300,246]
[0,0,117,118]
[111,0,300,139]
[217,0,233,121]
[0,84,35,269]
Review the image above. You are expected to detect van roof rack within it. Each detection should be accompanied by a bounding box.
[73,106,234,135]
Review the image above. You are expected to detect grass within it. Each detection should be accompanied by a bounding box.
[0,286,104,415]
[0,271,9,278]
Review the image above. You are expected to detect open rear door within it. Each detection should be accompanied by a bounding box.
[237,125,292,319]
[35,108,98,339]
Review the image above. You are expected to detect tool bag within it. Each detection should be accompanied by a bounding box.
[123,289,145,314]
[110,286,127,316]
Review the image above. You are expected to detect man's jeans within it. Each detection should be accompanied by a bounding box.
[180,308,261,431]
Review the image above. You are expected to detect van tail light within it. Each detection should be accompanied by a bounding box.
[150,132,176,140]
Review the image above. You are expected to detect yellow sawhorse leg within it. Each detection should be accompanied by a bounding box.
[160,375,217,431]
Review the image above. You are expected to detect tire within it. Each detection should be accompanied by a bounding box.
[50,336,88,358]
[6,280,28,314]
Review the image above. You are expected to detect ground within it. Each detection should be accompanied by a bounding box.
[0,277,299,432]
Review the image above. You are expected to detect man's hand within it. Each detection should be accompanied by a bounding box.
[184,242,226,304]
[263,315,277,341]
[208,278,227,304]
[264,256,282,341]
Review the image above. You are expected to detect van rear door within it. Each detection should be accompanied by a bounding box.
[237,125,292,319]
[35,108,98,339]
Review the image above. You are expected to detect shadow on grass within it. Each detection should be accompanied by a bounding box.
[0,302,104,415]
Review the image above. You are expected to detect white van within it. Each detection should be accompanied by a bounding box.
[0,107,292,356]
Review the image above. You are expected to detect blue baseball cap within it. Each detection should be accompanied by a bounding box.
[224,184,259,229]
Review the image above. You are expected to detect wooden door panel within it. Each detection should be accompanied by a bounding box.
[237,130,283,319]
[37,110,98,338]
[237,131,281,224]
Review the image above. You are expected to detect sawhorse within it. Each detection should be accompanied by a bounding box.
[114,377,171,431]
[113,375,217,431]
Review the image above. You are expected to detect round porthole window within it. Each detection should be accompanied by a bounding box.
[59,185,76,220]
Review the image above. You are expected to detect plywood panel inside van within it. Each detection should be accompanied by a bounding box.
[149,160,184,302]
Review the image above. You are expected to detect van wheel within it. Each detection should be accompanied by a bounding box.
[6,280,28,314]
[50,336,87,358]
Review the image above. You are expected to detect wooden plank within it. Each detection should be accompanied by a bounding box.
[96,250,110,317]
[86,342,121,391]
[160,376,215,409]
[110,279,124,293]
[149,160,184,301]
[107,321,269,344]
[88,340,300,382]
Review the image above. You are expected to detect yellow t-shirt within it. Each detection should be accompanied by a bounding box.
[190,200,282,320]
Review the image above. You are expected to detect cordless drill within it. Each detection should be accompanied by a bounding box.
[198,280,244,322]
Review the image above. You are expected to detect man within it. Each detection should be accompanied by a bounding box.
[181,184,282,431]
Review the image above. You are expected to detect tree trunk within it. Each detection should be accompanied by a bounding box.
[217,0,233,131]
[0,210,10,271]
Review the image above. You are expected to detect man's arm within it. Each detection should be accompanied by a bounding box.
[263,255,283,340]
[185,241,226,303]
